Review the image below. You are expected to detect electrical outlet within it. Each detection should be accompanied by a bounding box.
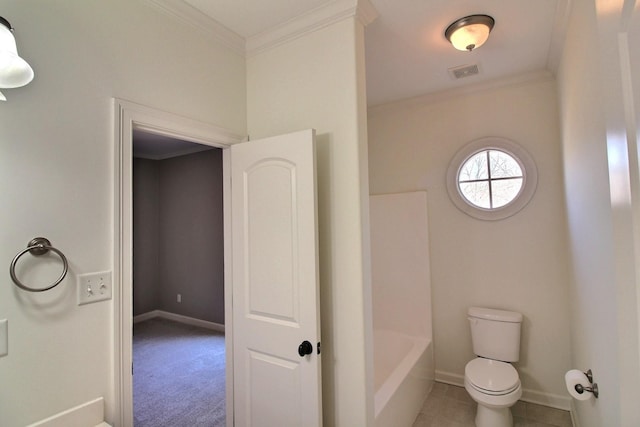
[77,271,112,306]
[177,294,182,303]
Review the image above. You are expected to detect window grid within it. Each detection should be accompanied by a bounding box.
[457,150,524,209]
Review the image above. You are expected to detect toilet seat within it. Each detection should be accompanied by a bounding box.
[465,358,520,396]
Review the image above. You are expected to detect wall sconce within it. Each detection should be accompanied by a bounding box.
[445,14,495,52]
[0,16,34,101]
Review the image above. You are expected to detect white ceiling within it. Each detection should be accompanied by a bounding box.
[184,0,333,38]
[364,0,565,105]
[136,0,569,157]
[180,0,568,106]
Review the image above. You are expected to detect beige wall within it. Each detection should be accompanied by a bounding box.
[247,17,374,426]
[0,1,245,425]
[370,192,432,340]
[558,0,640,425]
[368,76,572,407]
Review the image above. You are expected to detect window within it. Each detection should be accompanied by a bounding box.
[446,137,537,220]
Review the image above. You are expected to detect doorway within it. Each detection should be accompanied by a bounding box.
[132,130,225,425]
[114,99,243,427]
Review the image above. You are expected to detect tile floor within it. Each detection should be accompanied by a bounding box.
[412,382,573,427]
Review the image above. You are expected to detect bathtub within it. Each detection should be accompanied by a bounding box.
[374,329,434,427]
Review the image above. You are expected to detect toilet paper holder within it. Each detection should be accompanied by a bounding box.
[574,369,599,398]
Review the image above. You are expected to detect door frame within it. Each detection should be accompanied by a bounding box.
[113,99,244,427]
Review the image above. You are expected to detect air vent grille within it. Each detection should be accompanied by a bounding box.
[448,64,480,79]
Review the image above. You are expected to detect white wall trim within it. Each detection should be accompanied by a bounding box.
[142,0,378,58]
[134,310,225,333]
[355,0,379,26]
[546,0,572,72]
[246,0,378,56]
[435,370,571,411]
[142,0,245,55]
[27,397,108,427]
[368,70,555,117]
[435,370,465,388]
[570,399,580,427]
[114,98,241,427]
[132,311,158,324]
[122,101,244,146]
[521,388,572,412]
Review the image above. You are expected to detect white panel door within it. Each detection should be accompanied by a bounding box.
[231,129,321,427]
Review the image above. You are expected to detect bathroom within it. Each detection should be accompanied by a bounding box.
[1,1,639,427]
[369,74,572,425]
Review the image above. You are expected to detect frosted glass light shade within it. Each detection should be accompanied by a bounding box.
[0,19,34,88]
[445,15,495,52]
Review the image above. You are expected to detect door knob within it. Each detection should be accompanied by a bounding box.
[298,340,313,357]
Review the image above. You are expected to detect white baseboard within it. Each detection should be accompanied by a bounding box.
[132,310,158,323]
[435,370,464,387]
[435,370,572,411]
[134,309,225,333]
[570,399,580,427]
[27,397,109,427]
[521,388,571,411]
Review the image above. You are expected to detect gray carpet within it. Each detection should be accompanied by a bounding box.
[133,317,226,427]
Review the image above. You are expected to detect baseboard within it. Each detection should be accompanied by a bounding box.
[521,388,571,411]
[435,370,465,387]
[26,397,109,427]
[133,310,159,323]
[134,310,225,333]
[570,399,580,427]
[435,370,571,411]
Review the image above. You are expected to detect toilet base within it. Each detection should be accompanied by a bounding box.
[475,404,513,427]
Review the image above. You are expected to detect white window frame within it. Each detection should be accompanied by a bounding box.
[446,137,538,220]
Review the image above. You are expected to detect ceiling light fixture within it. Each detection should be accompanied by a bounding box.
[445,14,495,52]
[0,16,34,101]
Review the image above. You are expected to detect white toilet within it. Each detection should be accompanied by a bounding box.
[464,307,523,427]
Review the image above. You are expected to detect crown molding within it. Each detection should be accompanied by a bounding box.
[143,0,378,57]
[368,70,555,117]
[546,0,571,72]
[143,0,245,55]
[356,0,379,26]
[246,0,379,56]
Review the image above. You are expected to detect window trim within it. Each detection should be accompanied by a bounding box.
[446,137,538,220]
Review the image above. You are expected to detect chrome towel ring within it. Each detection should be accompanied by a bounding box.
[10,237,69,292]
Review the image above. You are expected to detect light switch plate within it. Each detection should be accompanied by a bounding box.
[77,271,112,306]
[0,319,7,357]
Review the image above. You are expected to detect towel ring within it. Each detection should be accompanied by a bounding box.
[10,237,69,292]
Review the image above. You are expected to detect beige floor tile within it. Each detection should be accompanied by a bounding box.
[514,416,530,426]
[420,394,446,417]
[441,399,475,424]
[512,400,527,417]
[429,415,474,427]
[413,412,435,427]
[526,403,572,427]
[413,383,573,427]
[430,382,449,397]
[445,385,474,404]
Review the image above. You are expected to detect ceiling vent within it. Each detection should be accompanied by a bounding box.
[448,64,480,80]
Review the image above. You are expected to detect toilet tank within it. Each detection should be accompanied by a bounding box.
[468,307,523,362]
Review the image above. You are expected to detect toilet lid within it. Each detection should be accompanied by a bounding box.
[466,358,520,395]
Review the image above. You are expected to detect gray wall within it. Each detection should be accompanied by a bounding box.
[133,149,225,324]
[133,158,161,315]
